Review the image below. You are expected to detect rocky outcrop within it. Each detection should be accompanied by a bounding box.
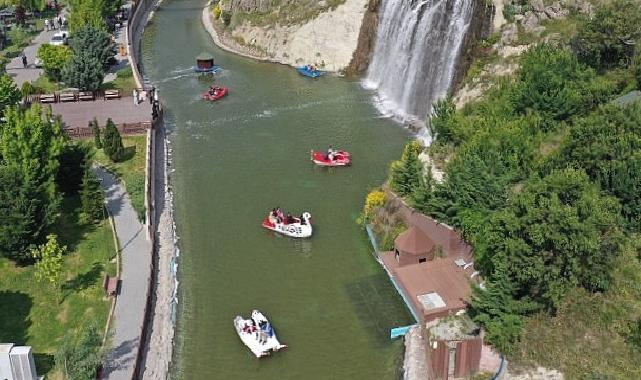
[223,0,272,13]
[345,0,379,76]
[211,0,367,71]
[451,0,495,95]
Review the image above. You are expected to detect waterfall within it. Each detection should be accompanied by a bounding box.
[364,0,474,122]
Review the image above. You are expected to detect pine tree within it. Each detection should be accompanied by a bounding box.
[80,166,104,224]
[0,105,65,260]
[91,118,102,149]
[102,118,124,162]
[389,140,423,196]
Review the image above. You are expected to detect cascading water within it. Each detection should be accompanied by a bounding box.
[364,0,474,122]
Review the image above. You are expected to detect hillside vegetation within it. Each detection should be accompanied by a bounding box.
[217,0,347,29]
[384,0,641,377]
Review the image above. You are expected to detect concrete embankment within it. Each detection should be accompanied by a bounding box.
[102,0,179,378]
[202,0,368,72]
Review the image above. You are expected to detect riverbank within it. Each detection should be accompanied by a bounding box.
[201,0,367,72]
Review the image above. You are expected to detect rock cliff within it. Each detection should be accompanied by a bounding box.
[211,0,366,72]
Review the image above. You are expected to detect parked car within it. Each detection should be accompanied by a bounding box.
[49,31,67,46]
[34,57,42,67]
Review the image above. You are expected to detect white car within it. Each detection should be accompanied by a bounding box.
[49,32,67,46]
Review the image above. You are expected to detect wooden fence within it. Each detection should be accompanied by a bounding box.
[65,121,152,138]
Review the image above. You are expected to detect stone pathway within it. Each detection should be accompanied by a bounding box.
[6,27,58,86]
[94,166,152,380]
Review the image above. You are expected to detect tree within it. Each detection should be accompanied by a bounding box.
[389,140,423,196]
[80,167,104,224]
[0,74,21,118]
[0,166,39,260]
[428,97,457,144]
[572,0,641,71]
[102,118,123,162]
[68,0,107,33]
[62,52,105,91]
[37,44,72,81]
[511,44,597,126]
[69,24,115,70]
[0,105,65,258]
[549,103,641,231]
[471,169,623,352]
[57,143,90,195]
[91,118,101,149]
[56,320,104,380]
[31,234,65,301]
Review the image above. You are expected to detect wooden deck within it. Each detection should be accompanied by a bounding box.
[48,96,154,134]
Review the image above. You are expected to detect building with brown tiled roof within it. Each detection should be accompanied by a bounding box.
[394,225,436,265]
[378,193,479,323]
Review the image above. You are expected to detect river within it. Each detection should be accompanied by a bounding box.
[140,1,413,378]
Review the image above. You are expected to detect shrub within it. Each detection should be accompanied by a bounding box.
[213,3,222,19]
[361,188,386,224]
[221,11,232,26]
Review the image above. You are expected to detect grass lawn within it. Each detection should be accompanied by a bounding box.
[0,196,117,378]
[101,65,137,94]
[93,135,147,221]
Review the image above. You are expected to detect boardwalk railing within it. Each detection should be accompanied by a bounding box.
[65,121,152,138]
[25,88,150,104]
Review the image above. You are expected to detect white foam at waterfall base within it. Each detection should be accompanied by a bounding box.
[364,0,474,126]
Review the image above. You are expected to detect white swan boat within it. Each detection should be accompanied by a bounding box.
[233,310,287,358]
[262,211,313,238]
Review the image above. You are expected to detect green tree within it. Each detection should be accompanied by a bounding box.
[91,118,102,149]
[471,169,623,351]
[389,140,423,196]
[572,0,641,71]
[69,24,115,70]
[37,44,73,82]
[31,234,65,301]
[62,52,105,91]
[428,97,457,144]
[102,118,123,162]
[56,320,104,380]
[57,143,90,195]
[0,166,39,260]
[80,167,104,224]
[0,74,22,118]
[68,0,107,33]
[511,44,597,126]
[0,105,65,258]
[549,103,641,231]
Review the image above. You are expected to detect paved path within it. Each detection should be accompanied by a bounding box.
[6,27,58,86]
[94,167,152,380]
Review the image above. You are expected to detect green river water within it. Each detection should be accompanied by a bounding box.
[141,1,414,378]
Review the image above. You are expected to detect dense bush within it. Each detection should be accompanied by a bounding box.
[572,0,641,71]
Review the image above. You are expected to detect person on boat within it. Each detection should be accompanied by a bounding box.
[268,208,277,224]
[286,213,295,224]
[299,215,306,225]
[327,145,335,161]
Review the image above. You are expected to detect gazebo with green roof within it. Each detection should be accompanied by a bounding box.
[196,52,215,71]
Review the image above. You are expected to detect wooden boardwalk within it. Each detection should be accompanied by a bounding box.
[48,97,154,130]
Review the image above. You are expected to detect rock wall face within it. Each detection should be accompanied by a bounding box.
[227,0,368,71]
[451,0,495,95]
[346,0,379,76]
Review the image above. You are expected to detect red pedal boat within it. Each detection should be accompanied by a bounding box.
[310,150,351,167]
[202,86,228,101]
